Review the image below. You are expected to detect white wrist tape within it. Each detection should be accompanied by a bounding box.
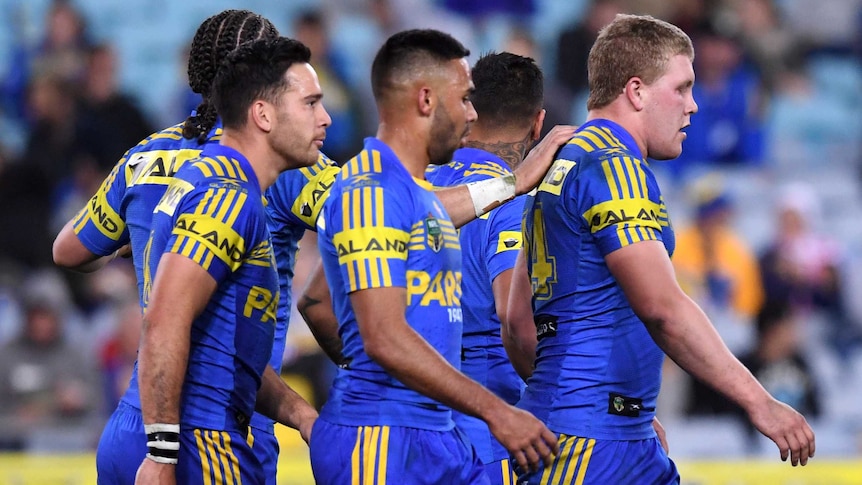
[466,174,516,218]
[144,423,180,434]
[145,423,180,465]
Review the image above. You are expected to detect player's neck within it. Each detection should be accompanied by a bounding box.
[463,129,531,170]
[587,107,647,157]
[376,120,430,178]
[219,130,280,191]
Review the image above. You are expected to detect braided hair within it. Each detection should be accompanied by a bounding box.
[182,10,279,142]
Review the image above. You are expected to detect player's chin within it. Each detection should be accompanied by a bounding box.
[304,151,320,166]
[651,144,684,161]
[284,150,318,169]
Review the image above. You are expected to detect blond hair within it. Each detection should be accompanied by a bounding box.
[586,14,693,110]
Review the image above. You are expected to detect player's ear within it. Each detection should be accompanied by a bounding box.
[417,86,434,117]
[250,100,273,133]
[625,77,645,111]
[532,109,546,141]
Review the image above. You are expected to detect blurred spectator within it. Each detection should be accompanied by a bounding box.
[360,0,476,55]
[1,0,91,123]
[672,20,765,176]
[729,0,799,94]
[747,300,822,415]
[665,0,710,34]
[0,159,53,269]
[97,299,141,415]
[738,301,822,446]
[673,175,764,326]
[760,182,861,361]
[554,0,624,98]
[49,44,153,234]
[0,271,99,450]
[674,176,764,418]
[500,25,574,132]
[73,43,153,174]
[48,43,153,235]
[21,72,79,191]
[685,298,822,428]
[292,10,365,163]
[0,75,69,269]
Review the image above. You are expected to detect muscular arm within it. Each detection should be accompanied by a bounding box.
[138,253,216,426]
[353,286,501,417]
[436,125,577,228]
[255,365,318,444]
[297,260,343,365]
[136,253,216,483]
[351,285,558,470]
[606,240,815,465]
[52,220,124,272]
[502,250,537,381]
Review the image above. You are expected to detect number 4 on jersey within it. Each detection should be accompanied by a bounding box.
[529,202,557,300]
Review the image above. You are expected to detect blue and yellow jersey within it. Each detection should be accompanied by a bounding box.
[318,137,462,431]
[427,148,524,342]
[265,153,339,371]
[426,148,525,463]
[254,153,339,433]
[142,143,277,431]
[72,121,220,414]
[518,119,674,441]
[72,122,221,303]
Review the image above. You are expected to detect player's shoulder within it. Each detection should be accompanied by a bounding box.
[132,123,188,152]
[425,162,458,187]
[123,123,198,167]
[567,123,640,161]
[175,152,252,195]
[453,147,511,183]
[336,147,390,187]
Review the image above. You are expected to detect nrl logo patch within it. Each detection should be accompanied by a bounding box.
[613,396,625,413]
[424,213,443,252]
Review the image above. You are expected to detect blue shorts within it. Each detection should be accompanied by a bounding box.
[309,418,490,484]
[249,425,279,485]
[515,435,678,485]
[177,427,262,485]
[96,401,265,485]
[454,410,513,462]
[96,401,146,485]
[485,458,518,485]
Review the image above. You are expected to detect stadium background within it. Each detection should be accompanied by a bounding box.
[0,0,861,483]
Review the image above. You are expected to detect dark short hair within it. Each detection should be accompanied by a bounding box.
[212,37,312,129]
[471,51,543,130]
[371,29,470,101]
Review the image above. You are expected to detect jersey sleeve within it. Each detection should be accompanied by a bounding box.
[328,173,412,293]
[72,153,131,255]
[483,196,523,283]
[266,153,339,232]
[155,177,260,284]
[578,155,665,256]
